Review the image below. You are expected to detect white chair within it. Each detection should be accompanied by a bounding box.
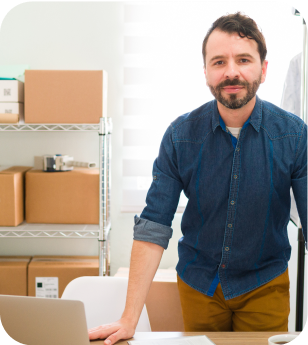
[61,276,151,331]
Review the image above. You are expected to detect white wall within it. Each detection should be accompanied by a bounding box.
[0,2,123,258]
[0,1,306,331]
[0,1,186,270]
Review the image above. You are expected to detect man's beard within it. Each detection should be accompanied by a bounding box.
[208,74,262,110]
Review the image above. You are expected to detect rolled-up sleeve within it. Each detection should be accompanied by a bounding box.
[291,123,307,244]
[133,124,183,249]
[133,216,173,249]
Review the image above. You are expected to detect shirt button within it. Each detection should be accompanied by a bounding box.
[228,224,232,228]
[230,200,235,205]
[221,264,226,268]
[225,247,229,251]
[153,176,157,180]
[234,175,238,179]
[236,148,240,152]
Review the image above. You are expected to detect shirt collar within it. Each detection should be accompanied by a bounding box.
[211,95,262,133]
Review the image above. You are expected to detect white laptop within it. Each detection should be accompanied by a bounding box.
[0,295,90,345]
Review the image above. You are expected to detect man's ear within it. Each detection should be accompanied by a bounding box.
[203,66,209,86]
[261,60,268,84]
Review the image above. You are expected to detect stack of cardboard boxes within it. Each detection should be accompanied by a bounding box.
[0,69,108,124]
[0,79,24,124]
[0,71,106,300]
[0,165,100,226]
[23,70,106,223]
[0,256,99,298]
[0,69,108,226]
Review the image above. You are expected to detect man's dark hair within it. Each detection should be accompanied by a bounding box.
[202,12,267,66]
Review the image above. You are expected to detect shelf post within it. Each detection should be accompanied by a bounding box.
[98,117,112,276]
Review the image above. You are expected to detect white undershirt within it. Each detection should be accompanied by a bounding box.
[226,126,242,139]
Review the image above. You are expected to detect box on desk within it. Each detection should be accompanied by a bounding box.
[0,80,24,102]
[115,267,184,331]
[0,256,32,296]
[24,70,108,123]
[28,256,99,298]
[25,168,99,224]
[0,166,32,226]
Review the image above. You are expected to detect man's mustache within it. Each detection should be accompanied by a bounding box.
[217,79,249,88]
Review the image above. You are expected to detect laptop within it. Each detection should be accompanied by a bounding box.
[0,294,90,345]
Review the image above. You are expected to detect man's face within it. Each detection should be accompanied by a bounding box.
[204,29,268,110]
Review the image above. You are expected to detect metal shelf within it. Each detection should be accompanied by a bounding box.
[0,123,99,132]
[0,117,112,275]
[0,118,112,134]
[0,223,101,238]
[0,221,111,240]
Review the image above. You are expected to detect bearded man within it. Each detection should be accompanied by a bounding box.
[89,12,307,343]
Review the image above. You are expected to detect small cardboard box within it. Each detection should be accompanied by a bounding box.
[0,103,24,124]
[0,256,32,296]
[25,168,99,224]
[115,267,184,331]
[24,70,108,123]
[0,166,32,226]
[0,80,24,102]
[28,256,99,298]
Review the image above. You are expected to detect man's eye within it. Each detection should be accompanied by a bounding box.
[214,61,223,65]
[240,59,249,63]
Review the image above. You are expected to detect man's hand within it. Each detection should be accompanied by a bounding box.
[88,317,135,344]
[88,240,164,343]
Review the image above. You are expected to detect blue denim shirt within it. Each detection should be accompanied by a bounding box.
[133,95,307,300]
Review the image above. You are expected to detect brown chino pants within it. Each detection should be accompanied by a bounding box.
[177,269,290,332]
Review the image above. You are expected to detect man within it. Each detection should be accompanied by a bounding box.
[89,12,307,342]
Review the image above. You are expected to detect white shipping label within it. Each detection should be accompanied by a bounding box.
[35,277,59,298]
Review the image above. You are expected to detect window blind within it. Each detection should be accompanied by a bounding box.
[122,1,215,213]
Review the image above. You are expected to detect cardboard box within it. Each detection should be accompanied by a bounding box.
[146,281,184,331]
[0,80,24,102]
[0,103,24,123]
[28,256,99,298]
[0,166,32,226]
[0,256,32,296]
[115,268,184,331]
[25,168,99,224]
[24,70,108,123]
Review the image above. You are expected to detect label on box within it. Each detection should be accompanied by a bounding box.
[0,80,23,102]
[35,277,59,298]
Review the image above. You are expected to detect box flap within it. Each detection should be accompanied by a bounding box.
[26,168,98,175]
[29,256,98,268]
[0,256,31,262]
[31,258,98,263]
[0,166,32,175]
[31,256,98,263]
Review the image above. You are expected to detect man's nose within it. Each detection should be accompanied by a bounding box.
[224,61,240,79]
